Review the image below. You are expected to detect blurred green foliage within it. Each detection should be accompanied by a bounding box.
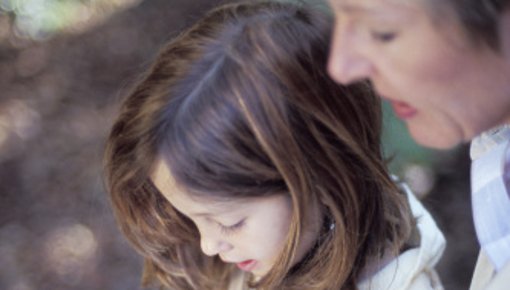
[381,101,438,174]
[2,0,84,38]
[0,0,138,39]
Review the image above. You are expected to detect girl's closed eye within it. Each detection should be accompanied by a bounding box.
[218,219,246,235]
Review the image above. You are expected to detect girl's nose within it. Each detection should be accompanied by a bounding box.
[200,234,233,257]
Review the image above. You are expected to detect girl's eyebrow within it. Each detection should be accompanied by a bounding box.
[187,205,238,218]
[190,211,215,217]
[186,210,240,222]
[183,197,254,218]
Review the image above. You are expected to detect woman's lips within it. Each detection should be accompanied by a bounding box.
[236,259,258,272]
[389,100,417,120]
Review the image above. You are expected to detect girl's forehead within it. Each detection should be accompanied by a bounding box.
[151,158,292,220]
[151,158,244,214]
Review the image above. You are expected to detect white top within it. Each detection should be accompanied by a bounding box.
[470,124,510,270]
[357,184,446,290]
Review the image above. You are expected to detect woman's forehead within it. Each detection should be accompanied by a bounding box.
[328,0,426,26]
[329,0,420,11]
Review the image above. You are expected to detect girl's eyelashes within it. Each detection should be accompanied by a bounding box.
[218,219,245,235]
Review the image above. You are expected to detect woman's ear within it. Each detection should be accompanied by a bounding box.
[501,9,510,60]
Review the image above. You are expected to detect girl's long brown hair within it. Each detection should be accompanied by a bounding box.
[104,1,413,289]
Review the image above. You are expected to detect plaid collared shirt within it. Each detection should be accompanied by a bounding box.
[470,124,510,271]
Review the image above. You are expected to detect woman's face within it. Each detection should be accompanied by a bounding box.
[151,159,321,278]
[327,0,510,149]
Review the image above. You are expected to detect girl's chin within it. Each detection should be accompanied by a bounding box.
[250,266,268,280]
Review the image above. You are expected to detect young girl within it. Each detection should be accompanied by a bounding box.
[104,1,445,289]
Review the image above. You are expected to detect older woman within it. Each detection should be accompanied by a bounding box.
[327,1,510,289]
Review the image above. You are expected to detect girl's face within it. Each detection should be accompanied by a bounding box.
[327,0,510,149]
[151,159,321,278]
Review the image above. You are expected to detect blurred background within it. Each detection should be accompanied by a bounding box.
[0,0,477,289]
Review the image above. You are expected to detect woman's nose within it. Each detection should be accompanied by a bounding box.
[328,23,373,84]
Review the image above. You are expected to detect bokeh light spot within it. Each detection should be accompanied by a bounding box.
[403,163,436,199]
[44,223,98,284]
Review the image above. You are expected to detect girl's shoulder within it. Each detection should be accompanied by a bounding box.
[358,178,446,290]
[228,269,253,290]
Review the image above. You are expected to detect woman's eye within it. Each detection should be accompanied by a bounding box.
[219,219,245,235]
[371,31,397,43]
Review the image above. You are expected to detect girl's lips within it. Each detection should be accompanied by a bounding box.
[389,100,418,120]
[236,259,258,272]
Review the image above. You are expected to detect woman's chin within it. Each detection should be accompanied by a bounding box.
[408,125,464,150]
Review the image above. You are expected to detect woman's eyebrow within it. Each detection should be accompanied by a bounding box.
[335,2,414,21]
[338,4,373,13]
[331,1,382,15]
